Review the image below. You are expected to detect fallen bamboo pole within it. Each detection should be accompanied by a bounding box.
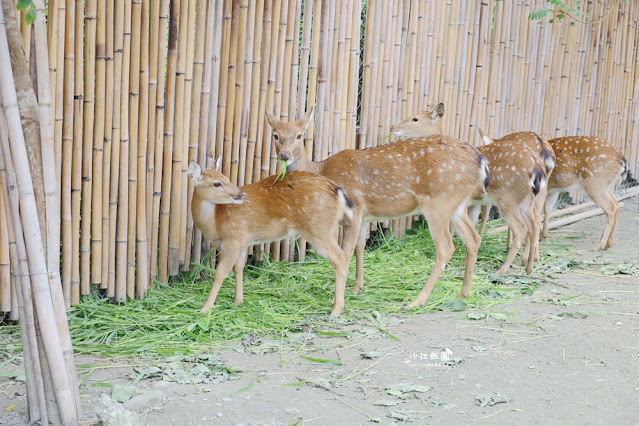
[488,187,639,234]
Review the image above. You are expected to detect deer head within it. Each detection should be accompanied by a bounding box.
[265,107,314,171]
[188,160,246,205]
[389,102,445,137]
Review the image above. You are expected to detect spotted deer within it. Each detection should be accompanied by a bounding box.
[543,136,628,251]
[391,105,548,274]
[188,160,353,316]
[267,108,489,309]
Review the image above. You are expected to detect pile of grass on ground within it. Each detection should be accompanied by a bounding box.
[2,220,575,357]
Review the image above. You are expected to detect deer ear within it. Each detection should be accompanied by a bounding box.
[265,110,278,128]
[215,156,223,172]
[432,103,445,120]
[188,161,203,184]
[300,106,315,131]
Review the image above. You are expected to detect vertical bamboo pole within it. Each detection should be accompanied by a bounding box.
[80,0,97,294]
[127,0,141,296]
[179,0,197,269]
[167,0,189,275]
[244,0,265,186]
[71,0,84,303]
[101,0,115,288]
[193,0,218,263]
[91,0,106,287]
[313,0,329,157]
[0,4,78,419]
[185,0,208,267]
[136,0,150,295]
[214,0,232,169]
[158,0,181,283]
[359,0,374,149]
[260,0,281,178]
[108,0,125,297]
[115,0,131,300]
[230,0,248,186]
[0,177,9,313]
[61,0,75,305]
[54,0,65,208]
[0,107,48,424]
[150,0,170,282]
[253,0,273,185]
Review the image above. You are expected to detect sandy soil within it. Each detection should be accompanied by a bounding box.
[1,198,638,425]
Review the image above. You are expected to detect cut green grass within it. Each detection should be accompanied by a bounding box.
[0,220,579,358]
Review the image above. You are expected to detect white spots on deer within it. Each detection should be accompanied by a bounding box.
[416,176,421,184]
[427,146,434,153]
[420,149,425,157]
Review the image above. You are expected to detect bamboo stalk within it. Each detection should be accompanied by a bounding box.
[193,0,218,264]
[71,0,84,304]
[150,0,170,282]
[252,0,273,182]
[127,0,141,297]
[178,0,197,270]
[91,0,107,286]
[238,0,257,188]
[0,181,8,312]
[167,0,189,276]
[158,0,181,283]
[0,4,78,420]
[101,0,115,289]
[0,107,48,424]
[108,0,125,297]
[184,0,209,267]
[54,0,66,213]
[115,0,131,300]
[61,0,75,305]
[80,0,97,294]
[244,0,265,186]
[136,0,150,296]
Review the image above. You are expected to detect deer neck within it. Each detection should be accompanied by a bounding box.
[292,149,322,174]
[191,190,220,241]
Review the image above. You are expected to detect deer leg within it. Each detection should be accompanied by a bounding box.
[585,184,620,251]
[306,231,348,317]
[341,212,365,294]
[495,198,527,275]
[406,213,455,309]
[351,224,367,295]
[200,245,242,313]
[451,208,481,298]
[478,205,490,237]
[233,247,248,305]
[520,195,540,274]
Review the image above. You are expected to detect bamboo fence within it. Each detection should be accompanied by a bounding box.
[1,1,638,421]
[0,0,638,313]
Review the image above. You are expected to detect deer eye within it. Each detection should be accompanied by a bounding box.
[296,133,302,140]
[213,182,222,188]
[411,117,418,122]
[273,134,279,140]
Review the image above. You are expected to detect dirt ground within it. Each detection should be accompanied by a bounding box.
[2,197,638,425]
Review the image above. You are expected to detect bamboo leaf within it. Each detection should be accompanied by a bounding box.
[15,0,32,11]
[25,7,36,25]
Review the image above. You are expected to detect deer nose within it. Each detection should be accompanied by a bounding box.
[280,151,291,161]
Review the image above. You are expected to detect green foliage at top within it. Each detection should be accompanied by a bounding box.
[15,0,36,25]
[529,0,627,25]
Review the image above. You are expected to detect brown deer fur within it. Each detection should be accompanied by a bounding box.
[267,107,488,309]
[544,136,627,251]
[188,160,353,316]
[391,105,548,274]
